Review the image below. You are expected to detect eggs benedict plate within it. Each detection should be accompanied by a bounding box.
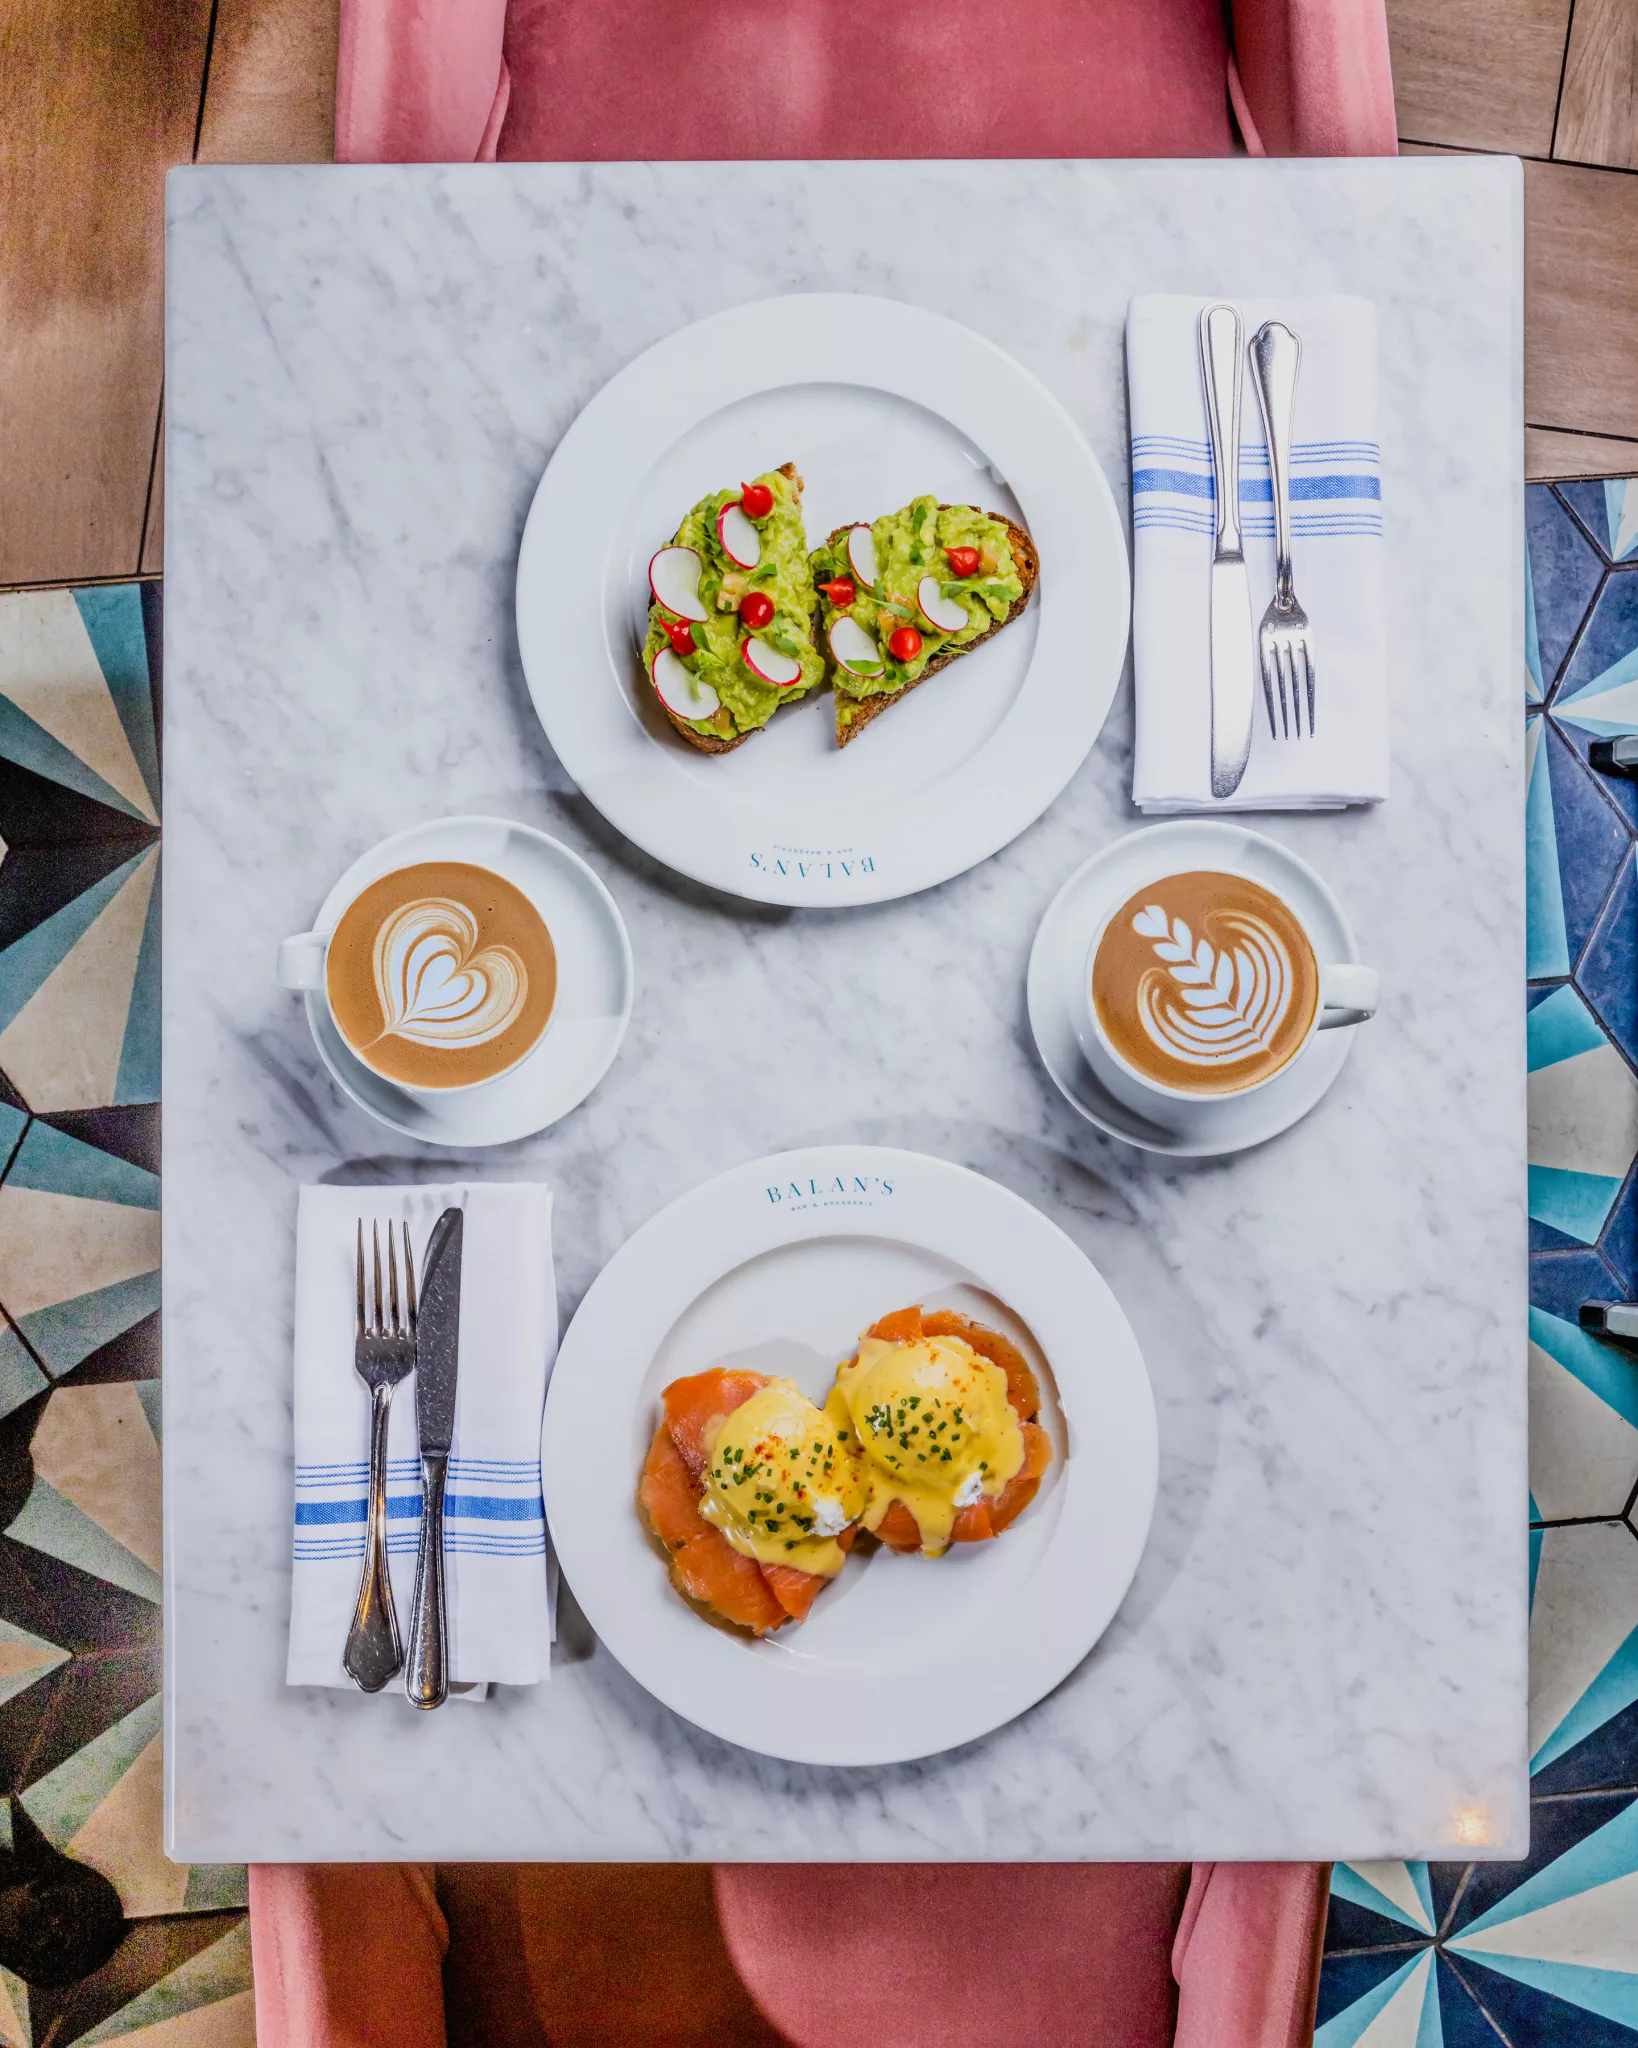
[543,1146,1157,1766]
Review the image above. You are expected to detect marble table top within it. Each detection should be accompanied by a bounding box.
[162,157,1526,1863]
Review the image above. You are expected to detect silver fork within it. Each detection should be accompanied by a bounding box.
[1248,320,1315,738]
[343,1220,417,1692]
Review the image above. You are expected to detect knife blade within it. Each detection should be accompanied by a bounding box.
[1199,303,1255,800]
[406,1206,463,1709]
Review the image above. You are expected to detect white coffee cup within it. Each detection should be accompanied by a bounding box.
[1074,873,1378,1121]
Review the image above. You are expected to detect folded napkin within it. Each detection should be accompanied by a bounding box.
[1126,293,1388,812]
[287,1183,556,1694]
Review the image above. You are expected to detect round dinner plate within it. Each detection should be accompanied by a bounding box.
[516,295,1129,908]
[1027,821,1364,1156]
[543,1146,1157,1765]
[296,815,633,1148]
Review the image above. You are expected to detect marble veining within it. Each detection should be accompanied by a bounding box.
[162,158,1526,1862]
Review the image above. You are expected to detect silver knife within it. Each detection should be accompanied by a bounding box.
[405,1206,463,1710]
[1199,302,1255,799]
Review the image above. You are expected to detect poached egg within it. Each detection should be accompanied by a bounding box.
[696,1379,865,1577]
[827,1330,1026,1556]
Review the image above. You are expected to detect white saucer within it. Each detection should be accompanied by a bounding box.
[296,816,633,1148]
[1026,822,1363,1157]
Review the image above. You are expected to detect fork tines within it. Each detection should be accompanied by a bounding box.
[355,1218,417,1338]
[1260,625,1315,739]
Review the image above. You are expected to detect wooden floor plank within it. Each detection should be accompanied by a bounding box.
[195,0,337,165]
[1555,0,1638,171]
[0,0,213,589]
[140,397,164,577]
[1527,425,1638,478]
[1386,0,1572,155]
[1523,157,1638,439]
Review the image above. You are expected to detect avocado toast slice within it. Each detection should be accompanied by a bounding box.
[810,496,1037,746]
[643,463,824,755]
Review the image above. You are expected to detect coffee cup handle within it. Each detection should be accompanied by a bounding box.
[1318,962,1379,1030]
[276,931,328,992]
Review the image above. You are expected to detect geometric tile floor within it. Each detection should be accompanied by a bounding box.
[3,487,1634,2044]
[0,585,251,2043]
[1319,478,1638,2045]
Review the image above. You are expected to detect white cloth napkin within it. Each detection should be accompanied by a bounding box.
[287,1182,556,1694]
[1126,293,1388,812]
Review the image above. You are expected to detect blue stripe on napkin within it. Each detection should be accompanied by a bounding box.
[294,1491,545,1526]
[293,1534,546,1560]
[1132,511,1384,537]
[1132,435,1381,466]
[1132,468,1381,504]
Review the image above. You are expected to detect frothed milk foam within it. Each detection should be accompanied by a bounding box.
[1092,870,1319,1096]
[327,861,556,1089]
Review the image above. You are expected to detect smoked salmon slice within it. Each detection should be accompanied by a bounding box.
[668,1530,787,1636]
[661,1367,768,1476]
[637,1424,707,1551]
[953,1419,1051,1541]
[866,1305,925,1345]
[639,1365,842,1636]
[873,1499,924,1553]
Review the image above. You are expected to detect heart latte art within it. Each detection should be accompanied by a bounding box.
[326,860,557,1089]
[1092,871,1319,1097]
[370,899,526,1051]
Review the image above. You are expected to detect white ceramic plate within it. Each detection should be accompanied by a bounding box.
[543,1146,1156,1765]
[516,295,1129,907]
[1027,821,1364,1156]
[295,815,633,1147]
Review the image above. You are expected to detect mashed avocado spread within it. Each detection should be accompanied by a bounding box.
[643,469,823,741]
[810,498,1023,732]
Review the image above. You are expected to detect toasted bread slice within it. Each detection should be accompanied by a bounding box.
[648,463,816,756]
[820,508,1038,747]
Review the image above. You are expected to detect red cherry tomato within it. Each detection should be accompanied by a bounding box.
[888,625,923,663]
[739,481,774,519]
[664,618,696,657]
[944,545,980,578]
[820,578,856,607]
[738,590,774,630]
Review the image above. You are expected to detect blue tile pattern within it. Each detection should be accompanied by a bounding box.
[0,586,251,2042]
[1323,480,1638,2045]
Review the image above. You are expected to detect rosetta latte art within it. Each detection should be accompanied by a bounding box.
[368,897,528,1052]
[1129,903,1296,1067]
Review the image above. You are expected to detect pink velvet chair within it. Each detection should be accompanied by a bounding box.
[334,0,1397,166]
[259,5,1385,2040]
[250,1858,1332,2046]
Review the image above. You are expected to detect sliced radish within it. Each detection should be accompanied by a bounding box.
[718,502,762,569]
[650,646,720,721]
[648,546,707,622]
[918,575,969,633]
[828,615,885,677]
[846,524,878,590]
[742,636,804,687]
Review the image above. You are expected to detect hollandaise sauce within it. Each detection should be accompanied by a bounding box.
[826,1331,1026,1556]
[696,1380,865,1577]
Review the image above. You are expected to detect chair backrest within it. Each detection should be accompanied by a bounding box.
[493,0,1236,162]
[715,1862,1192,2048]
[337,0,1396,167]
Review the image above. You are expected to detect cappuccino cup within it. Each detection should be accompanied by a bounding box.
[1077,866,1377,1119]
[278,858,557,1098]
